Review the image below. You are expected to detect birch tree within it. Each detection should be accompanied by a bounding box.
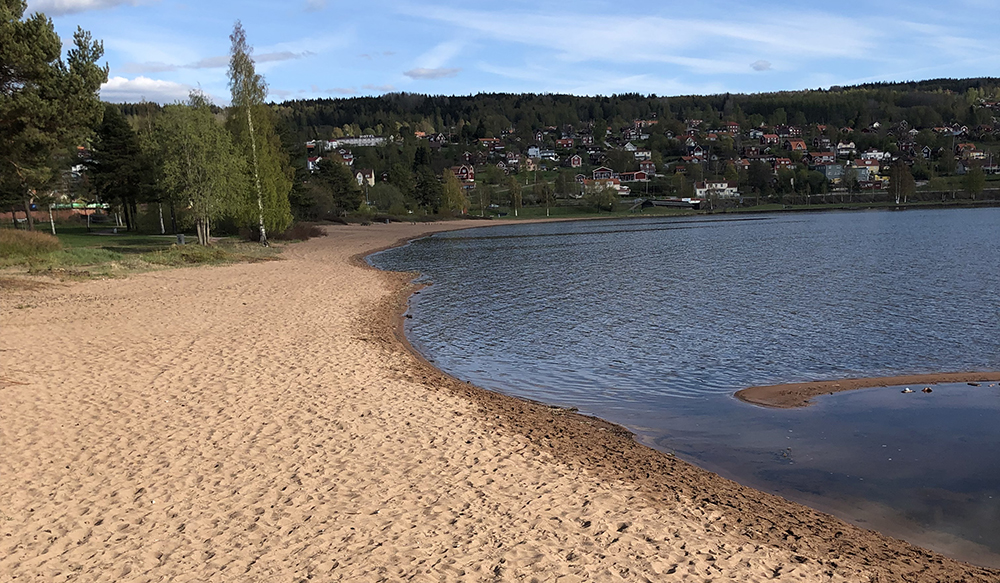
[227,21,292,246]
[155,93,247,245]
[440,170,468,215]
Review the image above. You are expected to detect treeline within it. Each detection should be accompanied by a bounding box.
[97,24,294,245]
[2,7,294,244]
[273,79,1000,143]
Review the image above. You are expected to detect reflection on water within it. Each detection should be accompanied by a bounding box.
[369,209,1000,566]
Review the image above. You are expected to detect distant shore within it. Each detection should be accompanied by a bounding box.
[736,372,1000,408]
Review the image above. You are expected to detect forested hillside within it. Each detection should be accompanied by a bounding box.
[272,79,1000,143]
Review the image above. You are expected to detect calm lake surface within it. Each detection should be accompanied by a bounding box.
[369,208,1000,566]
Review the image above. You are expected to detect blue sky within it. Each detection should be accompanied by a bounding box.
[29,0,1000,105]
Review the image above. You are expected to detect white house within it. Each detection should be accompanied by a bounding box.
[694,181,739,199]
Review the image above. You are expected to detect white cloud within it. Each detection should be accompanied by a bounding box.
[477,62,723,97]
[100,75,193,103]
[362,83,396,92]
[751,60,772,72]
[415,40,465,69]
[406,6,878,75]
[304,0,326,11]
[120,50,312,75]
[404,67,461,80]
[327,87,357,95]
[28,0,151,16]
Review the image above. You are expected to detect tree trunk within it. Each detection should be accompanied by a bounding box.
[246,106,268,247]
[22,198,34,231]
[121,200,133,232]
[49,205,56,235]
[169,200,177,234]
[158,202,165,235]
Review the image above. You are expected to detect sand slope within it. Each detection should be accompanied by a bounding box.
[1,222,996,582]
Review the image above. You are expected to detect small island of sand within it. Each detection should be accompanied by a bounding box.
[736,373,1000,409]
[2,221,999,582]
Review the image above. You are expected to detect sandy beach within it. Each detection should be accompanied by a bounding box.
[2,221,998,582]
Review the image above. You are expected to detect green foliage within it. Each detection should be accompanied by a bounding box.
[889,161,916,203]
[86,103,148,230]
[307,159,364,217]
[368,182,407,214]
[440,170,467,215]
[507,176,522,214]
[413,166,442,212]
[585,187,619,212]
[227,20,293,241]
[0,1,107,219]
[963,166,985,198]
[154,94,249,243]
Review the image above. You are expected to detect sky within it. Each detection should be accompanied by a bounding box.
[27,0,1000,105]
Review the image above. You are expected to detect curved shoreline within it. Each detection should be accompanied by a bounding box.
[1,218,997,581]
[359,221,1000,579]
[736,372,1000,408]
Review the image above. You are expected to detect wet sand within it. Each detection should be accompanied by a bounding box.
[2,221,998,582]
[736,373,1000,408]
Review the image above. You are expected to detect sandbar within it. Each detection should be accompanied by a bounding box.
[1,220,998,582]
[736,373,1000,409]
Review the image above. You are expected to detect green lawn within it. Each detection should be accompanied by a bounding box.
[53,225,180,253]
[1,225,281,279]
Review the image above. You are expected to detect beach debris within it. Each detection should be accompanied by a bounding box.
[967,382,981,387]
[922,387,933,393]
[901,388,914,393]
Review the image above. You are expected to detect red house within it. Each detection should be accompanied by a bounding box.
[450,164,475,182]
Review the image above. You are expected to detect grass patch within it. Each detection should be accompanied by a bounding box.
[142,241,280,266]
[0,230,62,258]
[1,225,281,279]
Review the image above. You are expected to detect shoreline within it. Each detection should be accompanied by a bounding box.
[360,221,999,579]
[1,219,997,581]
[736,372,1000,408]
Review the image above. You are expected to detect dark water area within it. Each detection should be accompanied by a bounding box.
[369,209,1000,566]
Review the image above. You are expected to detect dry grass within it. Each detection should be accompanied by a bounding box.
[0,229,62,258]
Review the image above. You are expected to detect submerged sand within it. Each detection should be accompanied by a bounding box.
[736,373,1000,408]
[2,221,998,582]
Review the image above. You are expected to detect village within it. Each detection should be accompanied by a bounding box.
[303,103,1000,212]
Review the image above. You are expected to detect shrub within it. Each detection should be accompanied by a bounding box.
[270,222,327,241]
[0,229,62,258]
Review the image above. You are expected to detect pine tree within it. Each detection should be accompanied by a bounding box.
[0,0,107,229]
[86,104,147,231]
[227,20,292,245]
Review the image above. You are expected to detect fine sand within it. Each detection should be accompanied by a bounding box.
[736,373,1000,408]
[2,221,998,582]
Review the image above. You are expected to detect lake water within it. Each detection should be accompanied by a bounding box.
[369,208,1000,566]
